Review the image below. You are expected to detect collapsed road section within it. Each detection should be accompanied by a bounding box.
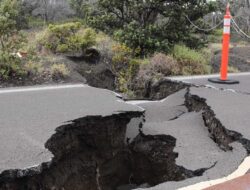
[130,76,250,190]
[128,87,248,190]
[0,84,212,190]
[1,80,250,190]
[0,85,143,190]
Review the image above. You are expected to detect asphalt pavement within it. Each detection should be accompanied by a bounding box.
[2,73,250,190]
[130,89,247,190]
[139,72,250,190]
[169,72,250,94]
[0,84,143,174]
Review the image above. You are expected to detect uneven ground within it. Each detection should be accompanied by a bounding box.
[0,55,115,90]
[1,44,250,190]
[1,73,250,190]
[127,79,250,190]
[1,46,250,92]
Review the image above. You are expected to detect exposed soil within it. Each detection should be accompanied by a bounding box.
[1,46,250,99]
[0,110,210,190]
[0,55,114,90]
[130,78,189,100]
[1,79,250,190]
[1,46,250,190]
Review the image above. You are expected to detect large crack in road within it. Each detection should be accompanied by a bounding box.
[1,80,250,190]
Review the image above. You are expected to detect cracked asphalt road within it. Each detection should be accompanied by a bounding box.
[130,88,247,190]
[0,84,143,174]
[2,72,250,190]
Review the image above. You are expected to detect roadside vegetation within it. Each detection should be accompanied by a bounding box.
[0,0,249,95]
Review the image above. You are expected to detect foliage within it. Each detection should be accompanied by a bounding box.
[24,61,44,75]
[69,0,92,20]
[0,52,26,80]
[95,33,115,63]
[207,29,223,43]
[39,22,97,54]
[27,17,46,28]
[0,0,27,79]
[89,0,216,55]
[172,45,211,75]
[216,0,250,34]
[109,44,140,93]
[117,59,140,93]
[114,22,169,55]
[111,44,133,73]
[149,53,179,76]
[50,63,69,79]
[136,54,178,88]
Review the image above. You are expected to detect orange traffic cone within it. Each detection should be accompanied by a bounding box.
[208,3,239,84]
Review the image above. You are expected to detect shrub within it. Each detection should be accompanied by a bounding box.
[207,29,223,43]
[111,44,133,74]
[172,45,211,75]
[0,53,26,80]
[137,53,178,80]
[117,59,140,93]
[135,54,178,90]
[39,22,97,54]
[114,23,169,55]
[24,61,44,75]
[96,33,115,63]
[109,43,141,93]
[50,64,69,79]
[0,0,28,80]
[149,53,179,76]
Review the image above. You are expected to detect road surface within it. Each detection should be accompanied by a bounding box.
[0,84,143,174]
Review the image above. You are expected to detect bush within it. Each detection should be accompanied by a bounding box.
[114,22,169,55]
[149,53,179,76]
[117,59,140,93]
[207,29,223,43]
[109,43,141,93]
[96,33,115,63]
[172,45,211,75]
[0,0,28,80]
[24,61,44,75]
[0,53,26,80]
[111,44,133,73]
[135,53,178,90]
[50,64,69,79]
[39,22,97,54]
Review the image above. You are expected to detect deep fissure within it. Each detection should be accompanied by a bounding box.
[2,81,250,190]
[0,106,212,190]
[185,87,250,153]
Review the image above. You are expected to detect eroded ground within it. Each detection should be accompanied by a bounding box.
[1,75,250,190]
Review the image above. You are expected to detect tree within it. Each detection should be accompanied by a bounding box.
[216,0,250,35]
[230,0,250,34]
[23,0,73,23]
[0,0,26,79]
[89,0,216,55]
[69,0,92,19]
